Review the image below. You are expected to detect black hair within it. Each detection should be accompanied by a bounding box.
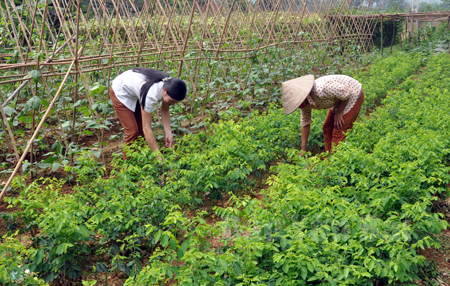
[132,68,187,107]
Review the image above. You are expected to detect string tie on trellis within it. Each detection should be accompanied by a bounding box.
[162,77,172,82]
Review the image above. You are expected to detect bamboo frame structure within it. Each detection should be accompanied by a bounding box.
[1,0,390,86]
[0,0,449,196]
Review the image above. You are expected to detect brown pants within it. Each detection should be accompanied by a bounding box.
[111,89,144,157]
[322,91,365,152]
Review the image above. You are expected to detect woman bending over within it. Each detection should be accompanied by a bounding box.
[110,68,187,158]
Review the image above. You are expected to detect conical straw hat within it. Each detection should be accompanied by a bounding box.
[281,74,315,115]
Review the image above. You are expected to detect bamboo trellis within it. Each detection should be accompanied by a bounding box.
[0,0,383,87]
[0,0,449,199]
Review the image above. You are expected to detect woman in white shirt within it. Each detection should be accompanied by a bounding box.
[110,68,187,158]
[282,74,365,153]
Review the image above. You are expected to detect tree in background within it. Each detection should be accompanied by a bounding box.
[379,0,409,12]
[385,0,408,12]
[419,1,447,11]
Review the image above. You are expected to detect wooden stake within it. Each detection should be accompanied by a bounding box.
[71,0,82,144]
[447,15,450,54]
[178,0,198,76]
[380,15,383,57]
[390,20,395,54]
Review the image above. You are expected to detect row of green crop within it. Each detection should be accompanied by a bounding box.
[125,53,450,285]
[0,51,428,284]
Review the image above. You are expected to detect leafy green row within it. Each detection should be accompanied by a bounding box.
[0,51,426,283]
[2,106,304,282]
[126,53,450,285]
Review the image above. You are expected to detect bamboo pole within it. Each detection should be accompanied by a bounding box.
[203,0,237,108]
[39,74,70,149]
[404,17,407,47]
[380,15,383,56]
[155,3,186,69]
[136,0,155,67]
[106,6,121,105]
[0,57,78,203]
[2,2,25,63]
[52,0,77,57]
[416,18,420,46]
[447,15,450,54]
[71,0,82,144]
[178,0,198,76]
[390,20,395,54]
[27,0,50,179]
[22,0,40,65]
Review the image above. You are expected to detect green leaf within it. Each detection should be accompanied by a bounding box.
[35,249,44,264]
[161,235,169,247]
[29,70,41,82]
[177,248,185,259]
[27,96,42,110]
[218,257,228,272]
[18,116,33,123]
[43,156,58,164]
[375,264,382,276]
[82,280,97,286]
[166,267,173,277]
[154,230,162,244]
[56,243,72,255]
[254,248,263,257]
[280,237,287,249]
[3,106,14,116]
[73,100,83,108]
[169,239,177,250]
[233,263,242,275]
[22,162,31,172]
[77,225,89,237]
[343,267,349,278]
[301,266,308,280]
[283,262,290,274]
[92,150,101,158]
[90,82,106,95]
[307,276,320,282]
[52,162,62,172]
[181,240,188,252]
[117,263,126,272]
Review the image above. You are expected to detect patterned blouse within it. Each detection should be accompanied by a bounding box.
[300,75,362,127]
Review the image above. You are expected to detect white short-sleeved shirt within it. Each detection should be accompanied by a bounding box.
[300,75,362,127]
[111,70,164,114]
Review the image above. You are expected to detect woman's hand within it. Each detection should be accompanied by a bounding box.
[334,112,344,130]
[165,133,174,148]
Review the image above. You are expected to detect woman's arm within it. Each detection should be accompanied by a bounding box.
[334,98,349,130]
[160,101,174,148]
[141,109,159,151]
[335,98,349,114]
[301,124,310,153]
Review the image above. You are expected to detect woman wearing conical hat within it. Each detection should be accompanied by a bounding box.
[282,74,365,153]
